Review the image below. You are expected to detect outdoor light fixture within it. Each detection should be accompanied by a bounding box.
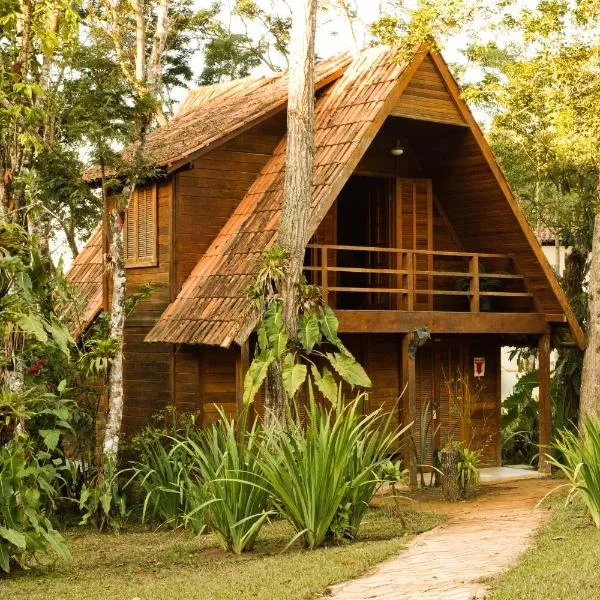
[390,139,405,156]
[408,326,431,358]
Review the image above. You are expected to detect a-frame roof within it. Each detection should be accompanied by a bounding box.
[145,45,584,350]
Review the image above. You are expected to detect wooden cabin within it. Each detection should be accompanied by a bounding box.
[71,45,584,476]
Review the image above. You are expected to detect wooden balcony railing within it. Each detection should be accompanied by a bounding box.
[304,244,534,313]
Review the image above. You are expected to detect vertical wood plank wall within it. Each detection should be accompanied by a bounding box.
[122,180,172,433]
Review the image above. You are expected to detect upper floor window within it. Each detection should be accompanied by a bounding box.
[125,185,157,267]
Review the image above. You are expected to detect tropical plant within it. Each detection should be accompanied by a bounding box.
[549,416,600,528]
[0,434,70,573]
[456,446,480,496]
[128,433,204,533]
[176,412,272,553]
[259,386,407,548]
[78,456,127,532]
[410,398,440,488]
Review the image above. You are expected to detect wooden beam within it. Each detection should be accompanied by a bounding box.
[336,310,549,335]
[538,330,552,474]
[401,334,417,487]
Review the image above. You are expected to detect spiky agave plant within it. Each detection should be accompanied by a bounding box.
[549,416,600,528]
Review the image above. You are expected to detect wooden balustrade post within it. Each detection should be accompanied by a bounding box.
[469,255,480,313]
[321,246,329,305]
[406,251,414,311]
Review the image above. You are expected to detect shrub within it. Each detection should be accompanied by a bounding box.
[78,456,126,532]
[259,387,406,548]
[0,435,70,573]
[550,415,600,528]
[128,434,205,533]
[456,446,480,495]
[176,413,272,553]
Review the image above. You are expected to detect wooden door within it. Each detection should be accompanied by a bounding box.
[432,339,467,452]
[396,178,433,310]
[366,178,394,308]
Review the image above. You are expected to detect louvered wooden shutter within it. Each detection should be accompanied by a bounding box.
[124,185,157,267]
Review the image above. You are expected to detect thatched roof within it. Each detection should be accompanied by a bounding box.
[82,53,351,183]
[146,46,421,346]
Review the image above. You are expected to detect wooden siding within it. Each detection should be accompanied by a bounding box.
[121,180,173,432]
[174,114,286,293]
[122,326,171,433]
[200,346,238,426]
[391,55,467,126]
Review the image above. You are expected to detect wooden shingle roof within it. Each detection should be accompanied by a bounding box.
[146,46,428,347]
[62,226,103,337]
[82,53,352,183]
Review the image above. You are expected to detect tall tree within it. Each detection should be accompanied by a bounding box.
[262,0,317,425]
[92,0,172,461]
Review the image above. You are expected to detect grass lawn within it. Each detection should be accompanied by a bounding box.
[489,496,600,599]
[0,507,444,600]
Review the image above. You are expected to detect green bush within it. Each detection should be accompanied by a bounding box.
[128,434,205,533]
[550,415,600,528]
[0,435,70,573]
[176,413,272,553]
[259,388,406,549]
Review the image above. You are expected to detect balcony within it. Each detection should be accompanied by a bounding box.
[304,244,535,315]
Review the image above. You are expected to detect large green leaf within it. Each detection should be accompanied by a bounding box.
[282,354,307,399]
[39,429,60,451]
[325,352,372,388]
[0,526,26,549]
[311,365,338,404]
[15,314,47,343]
[269,328,288,358]
[298,312,321,353]
[45,318,73,357]
[319,306,339,345]
[243,352,274,405]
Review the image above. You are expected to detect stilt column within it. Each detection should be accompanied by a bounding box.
[402,334,418,486]
[538,330,552,474]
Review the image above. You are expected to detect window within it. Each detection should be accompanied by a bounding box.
[124,185,157,267]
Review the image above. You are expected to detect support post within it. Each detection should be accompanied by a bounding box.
[402,333,418,487]
[538,330,552,474]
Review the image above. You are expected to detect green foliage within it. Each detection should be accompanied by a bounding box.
[128,433,204,533]
[410,398,440,487]
[455,446,480,494]
[259,386,407,548]
[244,300,371,405]
[550,416,600,528]
[0,435,70,573]
[501,369,540,465]
[176,412,272,553]
[78,457,126,532]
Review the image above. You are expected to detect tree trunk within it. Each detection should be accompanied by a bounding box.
[580,209,600,424]
[102,196,131,461]
[278,0,317,340]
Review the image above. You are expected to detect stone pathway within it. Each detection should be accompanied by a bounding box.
[329,479,557,600]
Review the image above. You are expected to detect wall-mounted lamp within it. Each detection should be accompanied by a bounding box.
[408,326,431,358]
[390,139,405,157]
